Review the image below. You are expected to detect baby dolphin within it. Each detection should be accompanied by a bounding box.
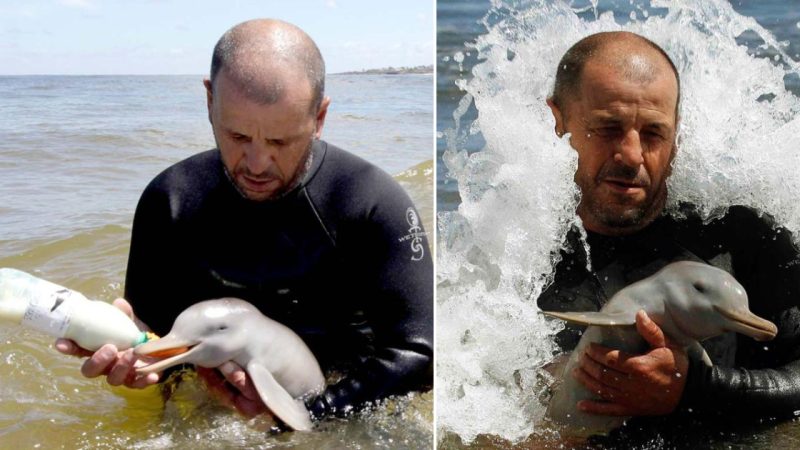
[134,298,325,431]
[542,261,777,438]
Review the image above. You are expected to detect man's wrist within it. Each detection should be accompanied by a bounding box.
[305,392,332,420]
[675,352,708,414]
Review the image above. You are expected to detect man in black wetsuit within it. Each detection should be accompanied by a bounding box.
[540,31,800,422]
[55,19,432,421]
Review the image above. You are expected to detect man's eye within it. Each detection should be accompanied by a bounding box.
[231,133,250,142]
[594,127,621,137]
[643,130,665,140]
[267,139,286,147]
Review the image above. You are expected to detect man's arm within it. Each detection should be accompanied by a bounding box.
[307,170,433,417]
[679,357,800,420]
[678,207,800,420]
[123,178,182,336]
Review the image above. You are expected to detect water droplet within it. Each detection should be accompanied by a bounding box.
[675,372,682,378]
[764,346,770,351]
[794,409,800,416]
[443,56,450,62]
[629,11,636,20]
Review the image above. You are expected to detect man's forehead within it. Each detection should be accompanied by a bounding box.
[576,59,678,120]
[215,68,314,108]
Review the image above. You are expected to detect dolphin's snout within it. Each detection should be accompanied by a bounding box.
[713,305,778,342]
[134,336,198,374]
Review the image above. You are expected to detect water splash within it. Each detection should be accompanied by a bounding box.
[438,0,800,444]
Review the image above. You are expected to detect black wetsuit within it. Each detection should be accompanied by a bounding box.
[538,204,800,422]
[124,140,433,417]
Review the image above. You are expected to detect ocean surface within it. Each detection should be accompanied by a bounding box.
[437,0,800,448]
[0,73,433,448]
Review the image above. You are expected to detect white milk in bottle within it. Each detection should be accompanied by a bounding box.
[0,268,150,351]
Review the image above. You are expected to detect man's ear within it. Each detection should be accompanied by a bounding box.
[313,96,331,139]
[546,97,565,137]
[670,114,681,164]
[203,78,214,125]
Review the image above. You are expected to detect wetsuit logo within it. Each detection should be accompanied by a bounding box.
[399,207,427,261]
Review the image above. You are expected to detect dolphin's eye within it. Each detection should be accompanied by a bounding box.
[693,282,706,293]
[217,325,228,331]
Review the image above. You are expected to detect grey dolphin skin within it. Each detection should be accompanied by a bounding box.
[134,298,325,431]
[542,261,778,438]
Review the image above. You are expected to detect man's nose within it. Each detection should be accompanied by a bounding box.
[614,129,644,167]
[244,140,277,175]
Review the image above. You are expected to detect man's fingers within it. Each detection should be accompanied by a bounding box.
[54,338,93,358]
[580,352,628,388]
[572,367,624,402]
[198,367,236,406]
[585,344,634,372]
[219,361,260,402]
[197,365,266,417]
[129,371,160,389]
[233,394,268,417]
[112,298,134,319]
[81,344,118,378]
[636,310,666,348]
[106,350,136,386]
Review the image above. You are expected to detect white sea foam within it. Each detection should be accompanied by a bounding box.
[438,0,800,443]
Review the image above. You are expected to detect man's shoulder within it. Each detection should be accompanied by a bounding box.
[668,203,797,262]
[146,149,220,193]
[668,203,778,234]
[136,149,224,218]
[310,141,405,206]
[314,142,394,185]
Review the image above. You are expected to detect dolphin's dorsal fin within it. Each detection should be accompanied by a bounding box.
[542,310,635,327]
[247,361,314,431]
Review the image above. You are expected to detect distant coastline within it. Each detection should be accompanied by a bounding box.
[335,65,433,75]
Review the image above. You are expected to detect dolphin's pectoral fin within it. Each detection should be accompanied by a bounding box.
[686,340,713,367]
[542,310,635,327]
[247,362,313,432]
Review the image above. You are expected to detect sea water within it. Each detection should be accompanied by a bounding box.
[0,73,433,448]
[438,0,800,447]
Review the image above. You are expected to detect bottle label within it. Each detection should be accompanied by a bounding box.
[21,288,74,337]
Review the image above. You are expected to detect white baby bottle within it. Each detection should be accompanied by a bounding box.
[0,268,150,351]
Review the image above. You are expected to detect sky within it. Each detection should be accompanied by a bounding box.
[0,0,434,75]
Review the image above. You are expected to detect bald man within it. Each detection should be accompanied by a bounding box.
[55,19,432,424]
[539,31,800,427]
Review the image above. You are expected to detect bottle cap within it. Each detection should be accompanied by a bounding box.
[134,331,160,346]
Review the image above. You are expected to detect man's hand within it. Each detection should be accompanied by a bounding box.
[54,298,160,389]
[573,310,688,416]
[196,361,270,418]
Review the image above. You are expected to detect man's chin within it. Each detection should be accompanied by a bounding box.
[579,202,653,234]
[236,183,281,202]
